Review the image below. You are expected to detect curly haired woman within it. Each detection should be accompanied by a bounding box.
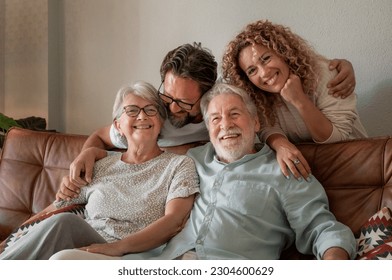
[222,20,367,180]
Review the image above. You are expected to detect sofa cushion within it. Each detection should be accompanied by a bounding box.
[356,207,392,259]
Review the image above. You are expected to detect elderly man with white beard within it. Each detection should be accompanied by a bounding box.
[151,82,356,260]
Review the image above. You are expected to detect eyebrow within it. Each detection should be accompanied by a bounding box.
[209,107,243,117]
[249,49,270,64]
[209,112,220,118]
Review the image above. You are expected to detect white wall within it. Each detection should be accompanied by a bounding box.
[3,0,392,137]
[3,0,49,122]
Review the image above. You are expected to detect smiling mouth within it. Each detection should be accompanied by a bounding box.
[264,72,278,86]
[220,133,240,140]
[132,125,153,129]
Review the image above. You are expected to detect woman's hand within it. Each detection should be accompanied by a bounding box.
[281,60,356,101]
[280,74,308,107]
[79,242,125,257]
[267,134,311,180]
[280,73,334,143]
[275,143,311,181]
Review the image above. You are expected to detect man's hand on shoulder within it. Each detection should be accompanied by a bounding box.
[69,147,107,184]
[327,59,356,98]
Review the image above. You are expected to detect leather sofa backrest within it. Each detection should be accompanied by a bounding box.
[297,137,392,235]
[0,128,87,240]
[0,127,391,244]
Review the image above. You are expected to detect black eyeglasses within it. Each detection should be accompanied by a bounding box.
[121,105,158,118]
[157,81,201,111]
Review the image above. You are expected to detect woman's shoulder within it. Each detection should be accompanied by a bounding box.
[95,152,121,166]
[316,59,338,78]
[161,151,195,163]
[313,59,337,98]
[316,59,336,75]
[159,152,197,173]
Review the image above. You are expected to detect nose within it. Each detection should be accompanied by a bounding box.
[169,101,183,113]
[257,64,268,77]
[220,115,233,130]
[136,109,148,120]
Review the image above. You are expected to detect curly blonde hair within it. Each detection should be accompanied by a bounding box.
[222,20,326,126]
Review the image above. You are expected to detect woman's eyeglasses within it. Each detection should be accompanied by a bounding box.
[121,105,158,117]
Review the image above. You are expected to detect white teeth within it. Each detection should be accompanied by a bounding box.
[265,73,278,86]
[133,125,152,129]
[221,134,239,140]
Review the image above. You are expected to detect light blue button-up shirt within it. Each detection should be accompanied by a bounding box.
[151,142,356,260]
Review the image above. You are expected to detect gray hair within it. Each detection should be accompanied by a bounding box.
[200,83,258,127]
[112,81,167,122]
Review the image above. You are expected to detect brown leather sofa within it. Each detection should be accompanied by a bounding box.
[0,127,391,258]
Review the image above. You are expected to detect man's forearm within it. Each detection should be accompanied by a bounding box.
[81,126,114,150]
[82,134,108,150]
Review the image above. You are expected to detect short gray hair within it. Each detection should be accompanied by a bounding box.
[200,83,258,127]
[112,81,167,122]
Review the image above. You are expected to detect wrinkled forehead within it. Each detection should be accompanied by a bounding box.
[208,93,247,114]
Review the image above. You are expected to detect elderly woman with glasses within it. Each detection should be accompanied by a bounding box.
[0,81,199,260]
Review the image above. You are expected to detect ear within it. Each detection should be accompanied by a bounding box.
[114,119,124,136]
[254,116,261,133]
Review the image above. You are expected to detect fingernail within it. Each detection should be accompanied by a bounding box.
[297,177,303,182]
[285,175,290,180]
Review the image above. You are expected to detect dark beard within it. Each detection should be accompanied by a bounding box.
[168,111,199,128]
